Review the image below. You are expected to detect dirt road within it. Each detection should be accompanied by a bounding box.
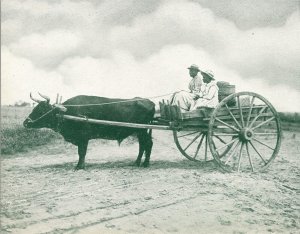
[1,131,299,233]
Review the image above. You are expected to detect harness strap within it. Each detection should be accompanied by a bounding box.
[28,108,57,124]
[27,91,182,128]
[63,92,178,107]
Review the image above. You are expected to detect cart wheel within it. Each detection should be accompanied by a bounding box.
[173,130,232,162]
[207,92,281,172]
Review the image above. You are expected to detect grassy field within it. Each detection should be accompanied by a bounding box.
[1,106,61,155]
[279,112,300,131]
[279,112,300,122]
[1,106,300,155]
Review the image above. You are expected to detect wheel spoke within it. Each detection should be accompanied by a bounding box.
[224,141,240,165]
[212,140,218,156]
[237,143,244,172]
[215,118,239,132]
[254,132,278,135]
[225,104,242,129]
[214,128,237,134]
[213,133,239,137]
[245,143,254,172]
[207,92,281,172]
[183,132,202,151]
[237,96,245,127]
[215,138,238,152]
[194,134,205,159]
[249,141,267,164]
[246,96,255,127]
[252,137,275,150]
[214,135,227,144]
[204,135,208,161]
[251,117,275,131]
[178,131,200,138]
[249,106,268,128]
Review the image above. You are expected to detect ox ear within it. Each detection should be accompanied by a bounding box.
[30,93,41,103]
[38,92,50,103]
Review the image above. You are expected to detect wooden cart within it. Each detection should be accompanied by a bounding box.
[60,92,282,173]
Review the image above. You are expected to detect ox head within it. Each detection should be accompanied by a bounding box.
[23,93,57,128]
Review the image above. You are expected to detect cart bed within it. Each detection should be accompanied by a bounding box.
[157,100,274,130]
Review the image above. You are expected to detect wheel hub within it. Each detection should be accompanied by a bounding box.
[239,128,254,142]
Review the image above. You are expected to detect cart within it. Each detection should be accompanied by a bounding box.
[59,91,281,173]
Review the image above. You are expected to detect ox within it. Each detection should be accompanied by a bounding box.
[23,93,155,169]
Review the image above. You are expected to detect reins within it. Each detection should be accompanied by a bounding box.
[27,107,57,124]
[28,91,183,124]
[62,91,182,107]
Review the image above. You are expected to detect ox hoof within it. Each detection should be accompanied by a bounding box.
[143,162,150,168]
[75,164,85,170]
[133,160,141,167]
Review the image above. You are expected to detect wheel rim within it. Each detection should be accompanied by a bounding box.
[173,130,232,162]
[208,92,281,172]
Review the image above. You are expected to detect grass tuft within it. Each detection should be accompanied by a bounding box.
[1,126,61,155]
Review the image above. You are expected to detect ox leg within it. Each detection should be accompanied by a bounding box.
[143,131,153,168]
[76,141,88,170]
[135,132,146,166]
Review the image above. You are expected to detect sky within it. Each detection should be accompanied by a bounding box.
[1,0,300,112]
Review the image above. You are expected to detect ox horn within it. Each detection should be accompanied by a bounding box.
[30,92,41,103]
[38,92,50,103]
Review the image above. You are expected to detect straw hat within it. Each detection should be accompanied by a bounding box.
[201,70,215,80]
[187,64,200,71]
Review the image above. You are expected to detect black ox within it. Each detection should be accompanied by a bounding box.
[23,93,155,169]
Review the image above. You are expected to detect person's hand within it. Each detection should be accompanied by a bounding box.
[193,94,200,100]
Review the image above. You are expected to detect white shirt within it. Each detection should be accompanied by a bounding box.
[188,74,203,94]
[191,81,219,110]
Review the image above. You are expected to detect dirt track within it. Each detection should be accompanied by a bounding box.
[1,130,299,234]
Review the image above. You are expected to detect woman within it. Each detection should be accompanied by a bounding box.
[190,70,219,111]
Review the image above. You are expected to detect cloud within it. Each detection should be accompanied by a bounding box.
[1,0,161,45]
[9,30,82,68]
[112,1,239,60]
[193,0,298,29]
[1,0,92,43]
[2,0,300,112]
[3,44,299,112]
[1,46,68,104]
[224,12,300,88]
[110,1,300,88]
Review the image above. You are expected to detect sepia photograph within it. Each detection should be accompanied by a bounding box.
[1,0,300,233]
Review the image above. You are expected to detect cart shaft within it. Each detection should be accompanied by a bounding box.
[58,114,173,131]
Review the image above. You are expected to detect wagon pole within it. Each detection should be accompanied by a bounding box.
[57,114,177,131]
